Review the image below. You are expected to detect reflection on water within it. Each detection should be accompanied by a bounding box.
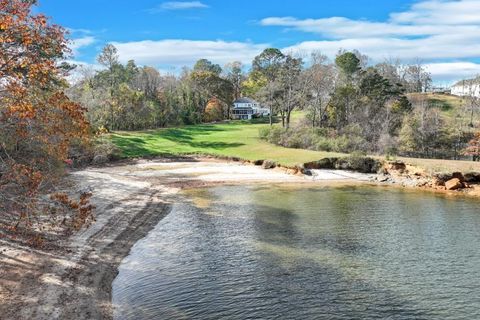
[113,185,480,319]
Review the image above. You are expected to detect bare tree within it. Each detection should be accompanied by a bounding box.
[400,59,432,93]
[465,76,480,127]
[223,61,245,100]
[304,52,335,127]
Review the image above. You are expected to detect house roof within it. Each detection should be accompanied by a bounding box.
[233,97,257,104]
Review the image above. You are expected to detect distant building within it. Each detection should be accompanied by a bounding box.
[231,97,270,120]
[451,78,480,98]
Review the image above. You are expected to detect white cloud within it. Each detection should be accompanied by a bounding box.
[260,16,480,39]
[260,0,480,83]
[150,1,208,12]
[66,28,93,35]
[425,62,480,83]
[70,36,96,54]
[283,35,480,61]
[390,0,480,25]
[111,39,269,68]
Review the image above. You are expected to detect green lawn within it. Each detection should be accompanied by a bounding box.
[111,121,344,166]
[111,119,480,172]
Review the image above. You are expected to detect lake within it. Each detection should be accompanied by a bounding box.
[112,185,480,319]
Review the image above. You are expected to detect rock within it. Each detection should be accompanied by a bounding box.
[445,178,463,190]
[416,180,429,187]
[305,156,382,173]
[388,161,406,173]
[334,159,351,170]
[433,172,453,183]
[432,177,445,187]
[303,158,338,170]
[451,172,465,182]
[339,156,383,173]
[262,160,276,169]
[464,172,480,183]
[253,159,264,166]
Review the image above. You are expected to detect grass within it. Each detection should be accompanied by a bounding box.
[408,93,470,120]
[397,157,480,174]
[111,120,344,167]
[111,113,480,173]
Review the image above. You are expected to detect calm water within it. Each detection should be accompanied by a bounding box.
[112,185,480,320]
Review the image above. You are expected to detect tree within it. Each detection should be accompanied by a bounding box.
[193,58,222,75]
[97,44,121,129]
[465,78,480,127]
[224,61,245,100]
[278,54,306,128]
[204,97,224,122]
[464,131,480,161]
[0,0,90,230]
[252,48,286,125]
[303,53,336,127]
[191,59,234,119]
[335,52,361,79]
[399,107,445,158]
[252,48,285,81]
[326,51,363,130]
[134,66,161,99]
[357,68,408,146]
[401,60,432,93]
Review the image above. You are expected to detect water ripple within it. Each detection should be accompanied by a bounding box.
[113,186,480,320]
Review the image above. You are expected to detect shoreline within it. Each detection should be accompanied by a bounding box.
[1,157,479,319]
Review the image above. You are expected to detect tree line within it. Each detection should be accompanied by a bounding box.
[71,43,480,159]
[72,46,434,133]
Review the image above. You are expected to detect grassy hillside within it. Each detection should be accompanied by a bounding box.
[111,121,344,166]
[408,93,473,123]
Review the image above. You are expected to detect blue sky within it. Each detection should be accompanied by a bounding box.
[36,0,480,84]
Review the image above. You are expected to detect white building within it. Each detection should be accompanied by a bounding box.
[451,78,480,98]
[231,97,270,120]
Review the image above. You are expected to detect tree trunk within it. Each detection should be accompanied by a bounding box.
[286,109,291,129]
[269,105,273,126]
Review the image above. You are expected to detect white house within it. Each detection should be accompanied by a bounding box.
[231,97,270,120]
[451,78,480,98]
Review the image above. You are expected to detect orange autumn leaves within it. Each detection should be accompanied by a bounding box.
[465,131,480,160]
[1,0,90,232]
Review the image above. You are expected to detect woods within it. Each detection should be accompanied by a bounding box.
[255,50,478,160]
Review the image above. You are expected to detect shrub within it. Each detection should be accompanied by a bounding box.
[258,127,270,140]
[267,127,287,145]
[314,137,334,152]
